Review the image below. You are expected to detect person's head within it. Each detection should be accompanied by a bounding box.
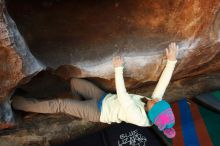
[141,98,176,138]
[141,97,159,111]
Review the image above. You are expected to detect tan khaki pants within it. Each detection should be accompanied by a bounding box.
[12,78,105,122]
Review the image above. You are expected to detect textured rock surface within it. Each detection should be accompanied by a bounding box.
[0,0,44,127]
[6,0,220,85]
[0,1,44,100]
[0,113,106,146]
[0,0,220,145]
[133,72,220,102]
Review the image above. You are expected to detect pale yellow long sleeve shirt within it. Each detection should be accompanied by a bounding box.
[100,60,177,126]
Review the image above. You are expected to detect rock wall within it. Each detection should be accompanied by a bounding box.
[6,0,220,83]
[0,0,220,145]
[0,0,44,128]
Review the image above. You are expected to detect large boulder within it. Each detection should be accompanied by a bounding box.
[0,0,220,145]
[6,0,220,86]
[0,0,44,128]
[4,0,220,101]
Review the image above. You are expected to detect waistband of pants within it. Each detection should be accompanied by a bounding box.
[97,93,108,112]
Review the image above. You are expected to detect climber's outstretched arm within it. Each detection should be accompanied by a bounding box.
[151,42,179,100]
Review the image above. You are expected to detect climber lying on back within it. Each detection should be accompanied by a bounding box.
[12,42,178,138]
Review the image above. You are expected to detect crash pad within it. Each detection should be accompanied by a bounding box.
[194,90,220,113]
[154,98,220,146]
[55,122,165,146]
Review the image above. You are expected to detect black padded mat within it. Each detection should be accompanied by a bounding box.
[56,122,165,146]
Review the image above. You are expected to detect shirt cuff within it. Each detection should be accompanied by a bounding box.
[167,60,177,67]
[115,66,124,72]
